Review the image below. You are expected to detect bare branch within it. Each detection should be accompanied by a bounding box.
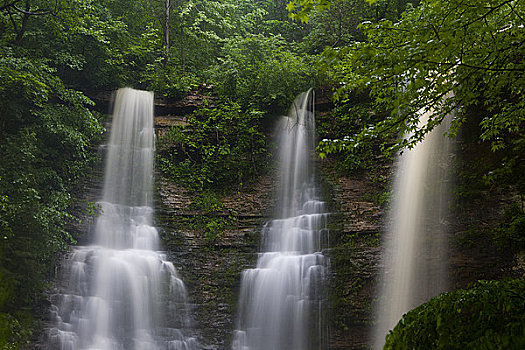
[461,0,514,29]
[407,58,525,73]
[7,6,20,36]
[13,4,50,15]
[0,0,23,12]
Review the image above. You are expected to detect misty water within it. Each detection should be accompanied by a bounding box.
[373,109,454,348]
[46,88,197,350]
[232,90,329,350]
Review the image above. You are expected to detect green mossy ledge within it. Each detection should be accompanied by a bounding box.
[384,278,525,349]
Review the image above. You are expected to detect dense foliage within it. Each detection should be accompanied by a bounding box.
[211,34,322,111]
[0,48,103,347]
[316,0,524,155]
[0,1,114,346]
[384,279,525,349]
[155,0,326,194]
[158,102,268,191]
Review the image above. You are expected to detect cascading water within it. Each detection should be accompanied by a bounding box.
[46,88,197,350]
[373,109,454,349]
[232,90,328,350]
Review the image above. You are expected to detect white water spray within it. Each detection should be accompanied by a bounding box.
[373,110,453,348]
[232,90,328,350]
[47,88,197,350]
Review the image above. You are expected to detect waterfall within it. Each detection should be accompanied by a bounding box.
[373,109,454,348]
[46,88,198,350]
[232,90,328,350]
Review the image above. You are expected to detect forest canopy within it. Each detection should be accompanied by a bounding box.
[0,0,524,348]
[311,0,525,155]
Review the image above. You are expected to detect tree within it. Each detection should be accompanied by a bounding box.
[211,34,322,111]
[0,48,104,347]
[0,2,108,346]
[316,0,524,156]
[287,0,333,23]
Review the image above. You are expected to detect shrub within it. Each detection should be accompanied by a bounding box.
[384,279,525,349]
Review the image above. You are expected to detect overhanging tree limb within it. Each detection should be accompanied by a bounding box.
[407,59,525,72]
[0,0,23,12]
[13,4,50,15]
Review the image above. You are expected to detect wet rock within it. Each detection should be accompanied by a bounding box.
[320,161,385,350]
[155,174,272,349]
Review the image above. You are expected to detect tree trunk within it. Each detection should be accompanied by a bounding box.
[13,0,31,44]
[164,0,170,64]
[181,24,185,75]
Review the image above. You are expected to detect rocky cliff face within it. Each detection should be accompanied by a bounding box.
[448,140,525,289]
[319,161,386,350]
[150,91,393,349]
[154,174,273,349]
[152,151,387,350]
